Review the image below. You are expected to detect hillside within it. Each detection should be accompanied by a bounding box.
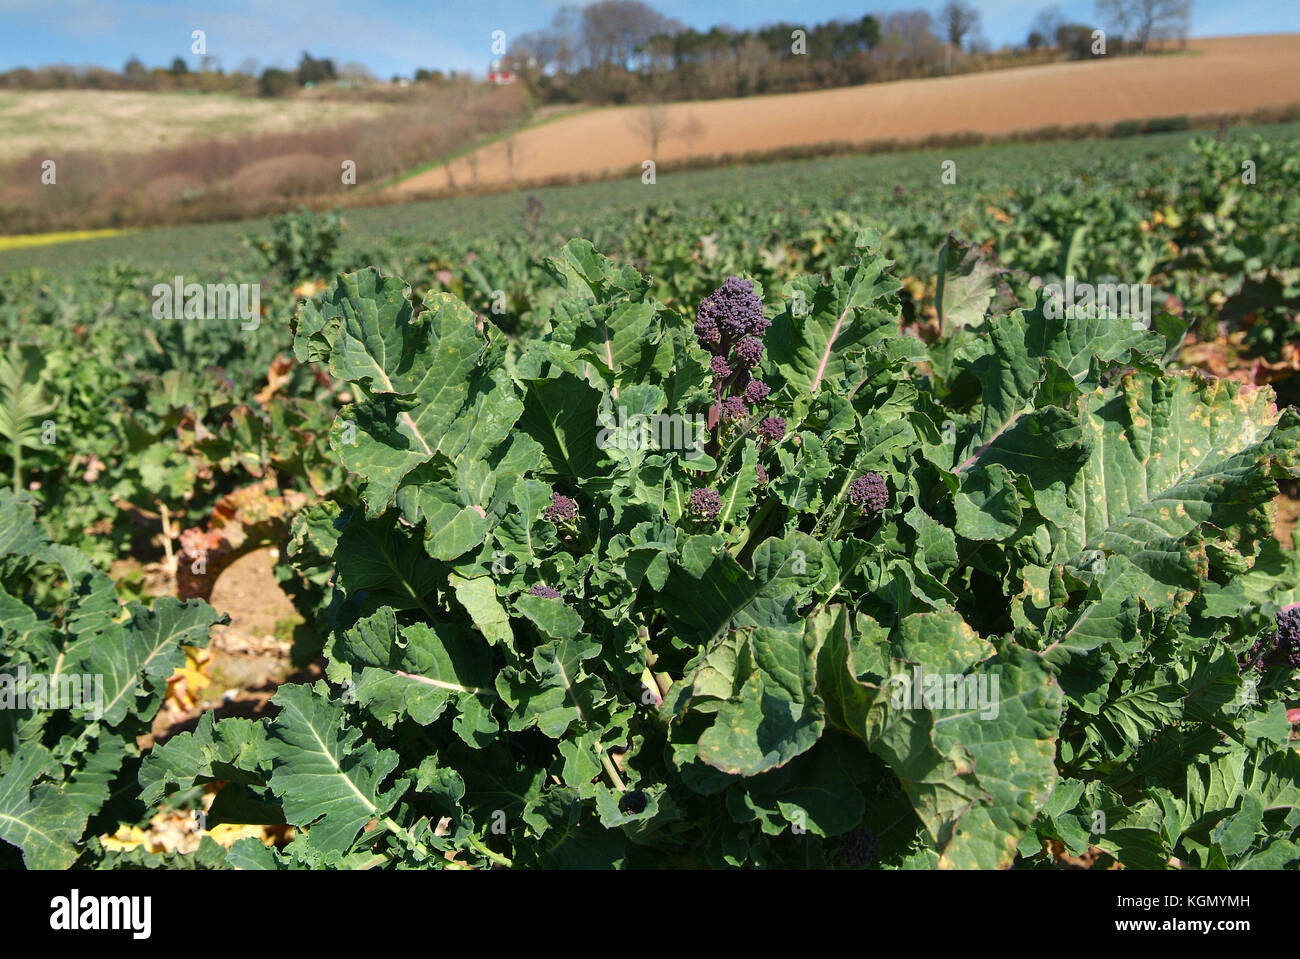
[396,34,1300,194]
[0,89,395,162]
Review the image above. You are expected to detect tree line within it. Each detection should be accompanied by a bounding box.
[504,0,1191,104]
[0,0,1193,98]
[0,51,382,95]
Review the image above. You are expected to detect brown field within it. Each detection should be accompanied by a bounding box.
[397,34,1300,195]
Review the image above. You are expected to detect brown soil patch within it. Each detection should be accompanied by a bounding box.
[148,546,313,743]
[398,34,1300,194]
[206,546,297,688]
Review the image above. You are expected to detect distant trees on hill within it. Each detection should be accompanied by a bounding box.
[1028,1,1190,56]
[504,0,1189,106]
[508,1,898,103]
[0,1,1196,98]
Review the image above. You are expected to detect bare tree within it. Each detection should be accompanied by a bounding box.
[338,61,375,84]
[505,137,521,183]
[580,0,678,70]
[733,34,771,95]
[1095,0,1191,51]
[1031,5,1065,49]
[632,102,673,156]
[879,11,944,78]
[940,1,981,53]
[679,114,706,157]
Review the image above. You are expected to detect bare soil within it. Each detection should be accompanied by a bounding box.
[148,546,316,744]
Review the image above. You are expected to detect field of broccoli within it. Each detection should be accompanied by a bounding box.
[1,122,1299,871]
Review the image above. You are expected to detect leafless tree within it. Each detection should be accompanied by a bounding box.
[580,0,680,70]
[511,21,575,93]
[505,137,521,182]
[1031,5,1065,49]
[338,61,375,84]
[940,1,981,52]
[879,11,944,78]
[632,102,673,156]
[734,34,771,95]
[1095,0,1192,51]
[679,114,706,157]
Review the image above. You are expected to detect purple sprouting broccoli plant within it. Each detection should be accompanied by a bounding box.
[756,463,768,486]
[1243,636,1264,672]
[618,790,649,815]
[757,416,786,444]
[1244,606,1300,672]
[543,491,578,524]
[848,472,889,515]
[733,336,764,369]
[721,396,748,423]
[696,276,781,448]
[528,585,561,599]
[697,275,765,344]
[1280,607,1300,666]
[694,312,720,347]
[743,378,771,405]
[689,487,722,521]
[838,826,879,869]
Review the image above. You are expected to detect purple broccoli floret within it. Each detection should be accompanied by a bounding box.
[743,379,771,405]
[839,826,878,869]
[756,463,768,486]
[1280,607,1300,668]
[733,336,764,370]
[1245,636,1265,669]
[543,492,578,524]
[697,276,764,342]
[528,585,561,599]
[721,396,748,423]
[710,355,731,378]
[848,473,889,514]
[619,790,648,815]
[1248,606,1300,672]
[757,416,786,444]
[689,487,722,521]
[694,312,720,347]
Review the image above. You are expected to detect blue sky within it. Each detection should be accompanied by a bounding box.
[1,0,1295,77]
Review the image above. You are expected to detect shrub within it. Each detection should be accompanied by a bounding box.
[258,68,295,98]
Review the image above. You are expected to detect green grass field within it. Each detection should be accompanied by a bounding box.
[8,122,1296,278]
[0,89,391,163]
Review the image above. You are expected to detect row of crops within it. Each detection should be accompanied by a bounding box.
[0,122,1298,869]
